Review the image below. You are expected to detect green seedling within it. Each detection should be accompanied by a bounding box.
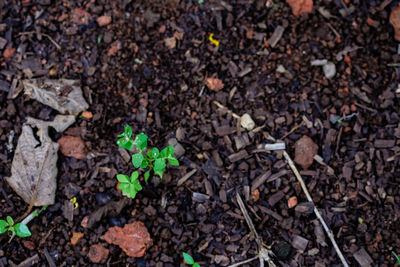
[393,251,400,265]
[116,125,179,199]
[182,252,200,267]
[0,216,31,237]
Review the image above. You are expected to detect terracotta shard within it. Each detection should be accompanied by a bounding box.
[390,4,400,42]
[88,244,109,263]
[57,136,87,159]
[103,222,152,258]
[286,0,313,16]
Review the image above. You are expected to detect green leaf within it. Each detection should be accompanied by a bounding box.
[133,179,142,191]
[14,223,31,237]
[193,263,201,267]
[134,133,148,150]
[124,125,132,138]
[140,158,148,168]
[116,138,133,150]
[0,220,9,234]
[6,216,14,226]
[147,148,153,158]
[130,171,139,182]
[154,170,164,178]
[161,146,174,158]
[183,252,195,265]
[118,183,129,191]
[154,158,166,172]
[117,174,129,183]
[132,153,144,168]
[151,148,160,158]
[168,157,179,166]
[144,170,150,182]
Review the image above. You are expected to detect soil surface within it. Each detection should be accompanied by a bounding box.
[1,0,400,266]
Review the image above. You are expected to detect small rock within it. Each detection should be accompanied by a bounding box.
[57,136,87,160]
[164,37,176,49]
[70,232,84,245]
[71,8,91,25]
[294,135,318,169]
[3,48,16,59]
[322,62,336,79]
[108,216,126,227]
[96,16,112,27]
[88,244,109,263]
[103,222,152,258]
[240,113,255,130]
[96,193,112,206]
[205,77,224,92]
[81,111,93,119]
[81,216,89,228]
[286,0,313,16]
[288,196,298,208]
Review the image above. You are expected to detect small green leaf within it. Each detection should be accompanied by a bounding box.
[193,263,201,267]
[118,183,129,191]
[0,220,9,234]
[154,170,164,178]
[117,138,133,150]
[134,133,148,150]
[6,216,14,226]
[134,179,143,191]
[130,171,139,182]
[147,148,153,158]
[124,125,132,138]
[151,148,160,158]
[168,157,179,166]
[154,158,166,172]
[161,146,174,158]
[132,153,144,168]
[144,171,150,182]
[117,174,129,183]
[183,252,195,265]
[140,158,148,168]
[14,223,31,237]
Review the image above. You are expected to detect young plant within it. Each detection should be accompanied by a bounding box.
[182,252,200,267]
[116,125,179,199]
[0,216,31,237]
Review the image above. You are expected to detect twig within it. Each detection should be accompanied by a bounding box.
[227,193,276,267]
[281,121,305,140]
[282,151,349,267]
[18,31,61,50]
[213,100,240,119]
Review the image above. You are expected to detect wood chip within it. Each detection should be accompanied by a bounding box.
[268,191,284,206]
[251,171,271,191]
[177,169,197,186]
[228,149,249,162]
[267,25,284,48]
[266,169,288,183]
[292,234,309,252]
[374,139,395,148]
[353,248,373,267]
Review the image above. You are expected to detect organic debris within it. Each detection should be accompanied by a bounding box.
[286,0,313,16]
[23,79,89,115]
[390,4,400,42]
[206,77,224,92]
[96,15,112,27]
[70,232,84,245]
[3,47,16,59]
[103,221,153,257]
[88,244,109,263]
[6,115,75,206]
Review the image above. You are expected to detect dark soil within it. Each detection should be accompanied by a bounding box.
[1,0,400,266]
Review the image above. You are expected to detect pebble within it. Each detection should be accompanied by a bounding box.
[240,113,255,130]
[322,62,336,79]
[95,193,112,206]
[108,216,126,227]
[294,135,319,169]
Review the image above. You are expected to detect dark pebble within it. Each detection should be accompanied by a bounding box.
[143,66,151,79]
[95,193,112,206]
[273,241,291,260]
[108,216,126,227]
[135,258,146,267]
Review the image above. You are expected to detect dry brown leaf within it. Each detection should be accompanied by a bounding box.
[6,115,75,206]
[286,0,313,16]
[23,79,89,115]
[390,5,400,42]
[206,77,224,92]
[57,136,87,160]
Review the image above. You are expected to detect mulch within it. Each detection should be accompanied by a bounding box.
[0,0,399,266]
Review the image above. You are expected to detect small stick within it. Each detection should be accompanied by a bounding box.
[18,31,61,50]
[281,121,305,140]
[283,151,349,267]
[213,100,240,119]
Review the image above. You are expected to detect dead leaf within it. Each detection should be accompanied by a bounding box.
[6,115,75,206]
[206,77,224,92]
[88,244,109,263]
[294,135,318,169]
[57,136,87,159]
[390,5,400,42]
[164,37,176,49]
[23,79,89,115]
[71,232,84,245]
[3,48,16,59]
[103,222,153,257]
[286,0,313,16]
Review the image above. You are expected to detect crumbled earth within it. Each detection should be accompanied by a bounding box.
[0,0,399,266]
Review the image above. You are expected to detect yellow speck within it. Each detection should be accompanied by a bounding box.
[70,197,78,210]
[49,68,57,76]
[209,33,220,46]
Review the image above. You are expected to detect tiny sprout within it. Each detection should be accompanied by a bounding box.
[116,125,179,200]
[392,251,400,265]
[0,216,31,238]
[182,252,200,267]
